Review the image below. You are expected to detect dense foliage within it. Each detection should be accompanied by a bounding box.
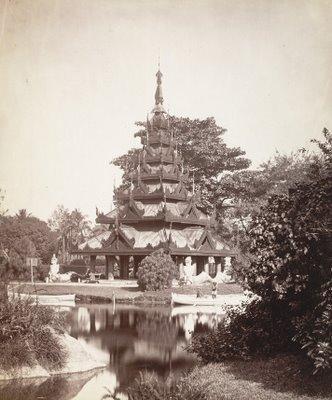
[191,129,332,374]
[137,249,179,291]
[0,297,67,371]
[0,211,57,280]
[218,148,321,261]
[190,298,296,362]
[48,205,91,264]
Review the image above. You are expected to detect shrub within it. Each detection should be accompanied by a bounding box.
[189,298,295,362]
[0,296,67,370]
[35,264,50,281]
[190,130,332,374]
[293,279,332,373]
[127,371,209,400]
[137,249,179,291]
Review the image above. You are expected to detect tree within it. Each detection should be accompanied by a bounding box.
[191,129,332,373]
[112,116,251,213]
[0,212,57,280]
[15,209,32,221]
[244,131,331,372]
[217,148,322,265]
[48,205,91,263]
[137,249,179,291]
[0,189,7,217]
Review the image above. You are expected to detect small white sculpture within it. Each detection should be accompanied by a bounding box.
[192,271,213,284]
[49,254,60,281]
[48,254,73,283]
[219,257,235,283]
[183,256,194,283]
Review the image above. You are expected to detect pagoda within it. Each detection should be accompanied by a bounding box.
[74,69,236,279]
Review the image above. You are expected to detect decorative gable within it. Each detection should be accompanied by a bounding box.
[102,227,135,251]
[182,200,200,219]
[194,229,216,251]
[122,199,144,219]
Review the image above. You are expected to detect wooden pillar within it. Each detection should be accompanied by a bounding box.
[208,256,216,277]
[105,255,109,278]
[216,257,222,273]
[191,256,197,276]
[204,257,209,274]
[133,255,144,278]
[120,255,130,279]
[178,256,185,278]
[196,256,204,275]
[90,255,96,273]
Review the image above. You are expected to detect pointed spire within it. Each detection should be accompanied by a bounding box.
[155,69,163,105]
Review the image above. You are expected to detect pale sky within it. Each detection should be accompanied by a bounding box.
[0,0,331,222]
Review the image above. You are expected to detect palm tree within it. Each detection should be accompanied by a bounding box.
[15,209,31,220]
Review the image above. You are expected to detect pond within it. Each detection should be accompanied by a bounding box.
[0,304,225,400]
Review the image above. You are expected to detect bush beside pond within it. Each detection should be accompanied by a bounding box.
[190,131,332,374]
[137,249,179,291]
[0,297,67,372]
[125,355,332,400]
[127,371,209,400]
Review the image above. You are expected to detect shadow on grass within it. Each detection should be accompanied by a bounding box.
[221,355,332,398]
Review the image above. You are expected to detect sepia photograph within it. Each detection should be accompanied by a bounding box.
[0,1,331,399]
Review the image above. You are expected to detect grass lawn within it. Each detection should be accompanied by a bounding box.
[185,355,332,400]
[9,281,242,303]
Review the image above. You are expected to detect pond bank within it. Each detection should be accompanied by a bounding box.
[0,333,106,381]
[10,281,243,305]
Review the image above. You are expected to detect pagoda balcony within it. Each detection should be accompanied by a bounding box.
[117,191,188,201]
[96,213,214,226]
[141,154,182,165]
[132,171,188,182]
[147,134,172,146]
[74,247,236,257]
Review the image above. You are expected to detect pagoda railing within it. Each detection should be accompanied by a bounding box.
[117,191,188,201]
[96,214,214,226]
[141,154,182,164]
[147,135,172,146]
[132,171,188,182]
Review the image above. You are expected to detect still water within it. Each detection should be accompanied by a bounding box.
[0,304,225,400]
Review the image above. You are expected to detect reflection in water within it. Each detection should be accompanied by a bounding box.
[0,304,225,400]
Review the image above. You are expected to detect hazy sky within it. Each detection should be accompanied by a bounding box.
[0,0,331,222]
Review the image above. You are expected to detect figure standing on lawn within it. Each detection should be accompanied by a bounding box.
[211,282,217,299]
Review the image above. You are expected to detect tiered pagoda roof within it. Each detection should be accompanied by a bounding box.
[76,69,235,258]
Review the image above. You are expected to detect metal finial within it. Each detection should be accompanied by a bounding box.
[155,68,163,105]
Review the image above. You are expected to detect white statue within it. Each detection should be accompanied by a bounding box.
[221,257,235,283]
[47,254,73,283]
[49,254,60,281]
[183,256,194,283]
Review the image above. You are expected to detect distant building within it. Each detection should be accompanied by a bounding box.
[72,70,236,278]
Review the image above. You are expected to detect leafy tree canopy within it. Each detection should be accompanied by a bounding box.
[48,205,92,263]
[239,128,331,372]
[0,210,57,279]
[191,129,332,374]
[218,146,325,258]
